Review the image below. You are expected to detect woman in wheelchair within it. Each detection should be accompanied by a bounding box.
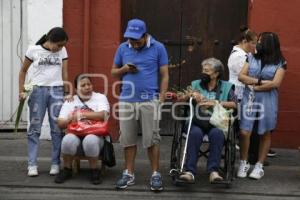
[54,74,110,184]
[177,58,237,183]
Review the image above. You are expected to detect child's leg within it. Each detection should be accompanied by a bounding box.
[258,132,271,164]
[239,129,252,161]
[27,87,48,167]
[48,86,64,165]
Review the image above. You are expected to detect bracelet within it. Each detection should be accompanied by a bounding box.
[78,113,86,120]
[256,78,262,85]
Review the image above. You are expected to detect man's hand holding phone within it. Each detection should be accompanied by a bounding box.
[126,63,138,73]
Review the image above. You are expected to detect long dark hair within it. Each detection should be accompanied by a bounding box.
[237,26,257,43]
[35,27,68,45]
[254,32,285,65]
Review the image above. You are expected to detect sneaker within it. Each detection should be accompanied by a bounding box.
[27,166,38,177]
[150,171,163,191]
[249,163,264,180]
[49,164,60,176]
[267,149,277,157]
[116,170,135,189]
[178,171,195,184]
[54,167,72,183]
[90,169,102,185]
[237,160,250,178]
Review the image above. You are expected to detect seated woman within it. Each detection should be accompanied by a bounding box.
[178,58,237,183]
[54,74,110,185]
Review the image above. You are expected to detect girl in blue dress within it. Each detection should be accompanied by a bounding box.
[237,32,286,180]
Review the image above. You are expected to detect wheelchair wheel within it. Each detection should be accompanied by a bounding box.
[224,122,236,185]
[170,120,183,171]
[169,119,185,182]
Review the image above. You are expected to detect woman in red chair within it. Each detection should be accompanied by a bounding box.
[55,74,110,184]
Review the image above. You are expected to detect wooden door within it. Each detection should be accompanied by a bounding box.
[122,0,248,135]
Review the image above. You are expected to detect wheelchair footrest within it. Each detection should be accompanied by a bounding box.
[210,179,232,185]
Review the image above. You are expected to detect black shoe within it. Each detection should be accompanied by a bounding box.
[267,149,277,157]
[54,167,72,183]
[90,169,102,185]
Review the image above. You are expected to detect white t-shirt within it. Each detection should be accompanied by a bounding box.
[25,45,68,86]
[58,92,110,120]
[227,45,248,99]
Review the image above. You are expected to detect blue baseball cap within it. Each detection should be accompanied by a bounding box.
[124,19,147,39]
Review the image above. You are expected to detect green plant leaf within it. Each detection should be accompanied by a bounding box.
[15,100,25,133]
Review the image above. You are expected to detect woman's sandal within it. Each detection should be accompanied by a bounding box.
[178,171,195,184]
[209,171,223,183]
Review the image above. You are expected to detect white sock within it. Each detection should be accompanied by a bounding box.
[152,171,160,176]
[255,162,263,168]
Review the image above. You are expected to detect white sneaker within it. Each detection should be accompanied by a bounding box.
[49,164,60,176]
[27,166,38,177]
[237,160,250,178]
[249,163,264,180]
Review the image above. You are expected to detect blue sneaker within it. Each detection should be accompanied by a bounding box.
[116,170,135,189]
[150,171,163,191]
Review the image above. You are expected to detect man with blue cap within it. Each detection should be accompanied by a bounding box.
[111,19,169,191]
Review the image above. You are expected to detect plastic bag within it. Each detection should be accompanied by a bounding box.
[209,101,233,138]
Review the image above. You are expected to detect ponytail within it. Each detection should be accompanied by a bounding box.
[35,34,48,45]
[237,26,257,43]
[35,27,68,45]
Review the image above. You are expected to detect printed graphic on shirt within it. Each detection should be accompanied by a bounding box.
[38,55,61,66]
[74,105,91,111]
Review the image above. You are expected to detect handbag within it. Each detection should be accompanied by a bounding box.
[193,104,213,132]
[101,136,116,167]
[67,110,109,136]
[66,97,109,137]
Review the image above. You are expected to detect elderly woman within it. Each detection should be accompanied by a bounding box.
[178,58,237,183]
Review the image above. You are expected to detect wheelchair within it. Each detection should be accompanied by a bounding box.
[169,98,237,187]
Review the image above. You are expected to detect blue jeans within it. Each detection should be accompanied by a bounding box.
[27,86,64,167]
[184,124,225,175]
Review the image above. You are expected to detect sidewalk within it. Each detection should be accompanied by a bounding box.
[0,132,299,200]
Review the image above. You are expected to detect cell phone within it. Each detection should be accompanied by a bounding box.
[127,63,137,68]
[127,63,138,73]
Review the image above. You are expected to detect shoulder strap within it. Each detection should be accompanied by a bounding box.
[78,96,94,111]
